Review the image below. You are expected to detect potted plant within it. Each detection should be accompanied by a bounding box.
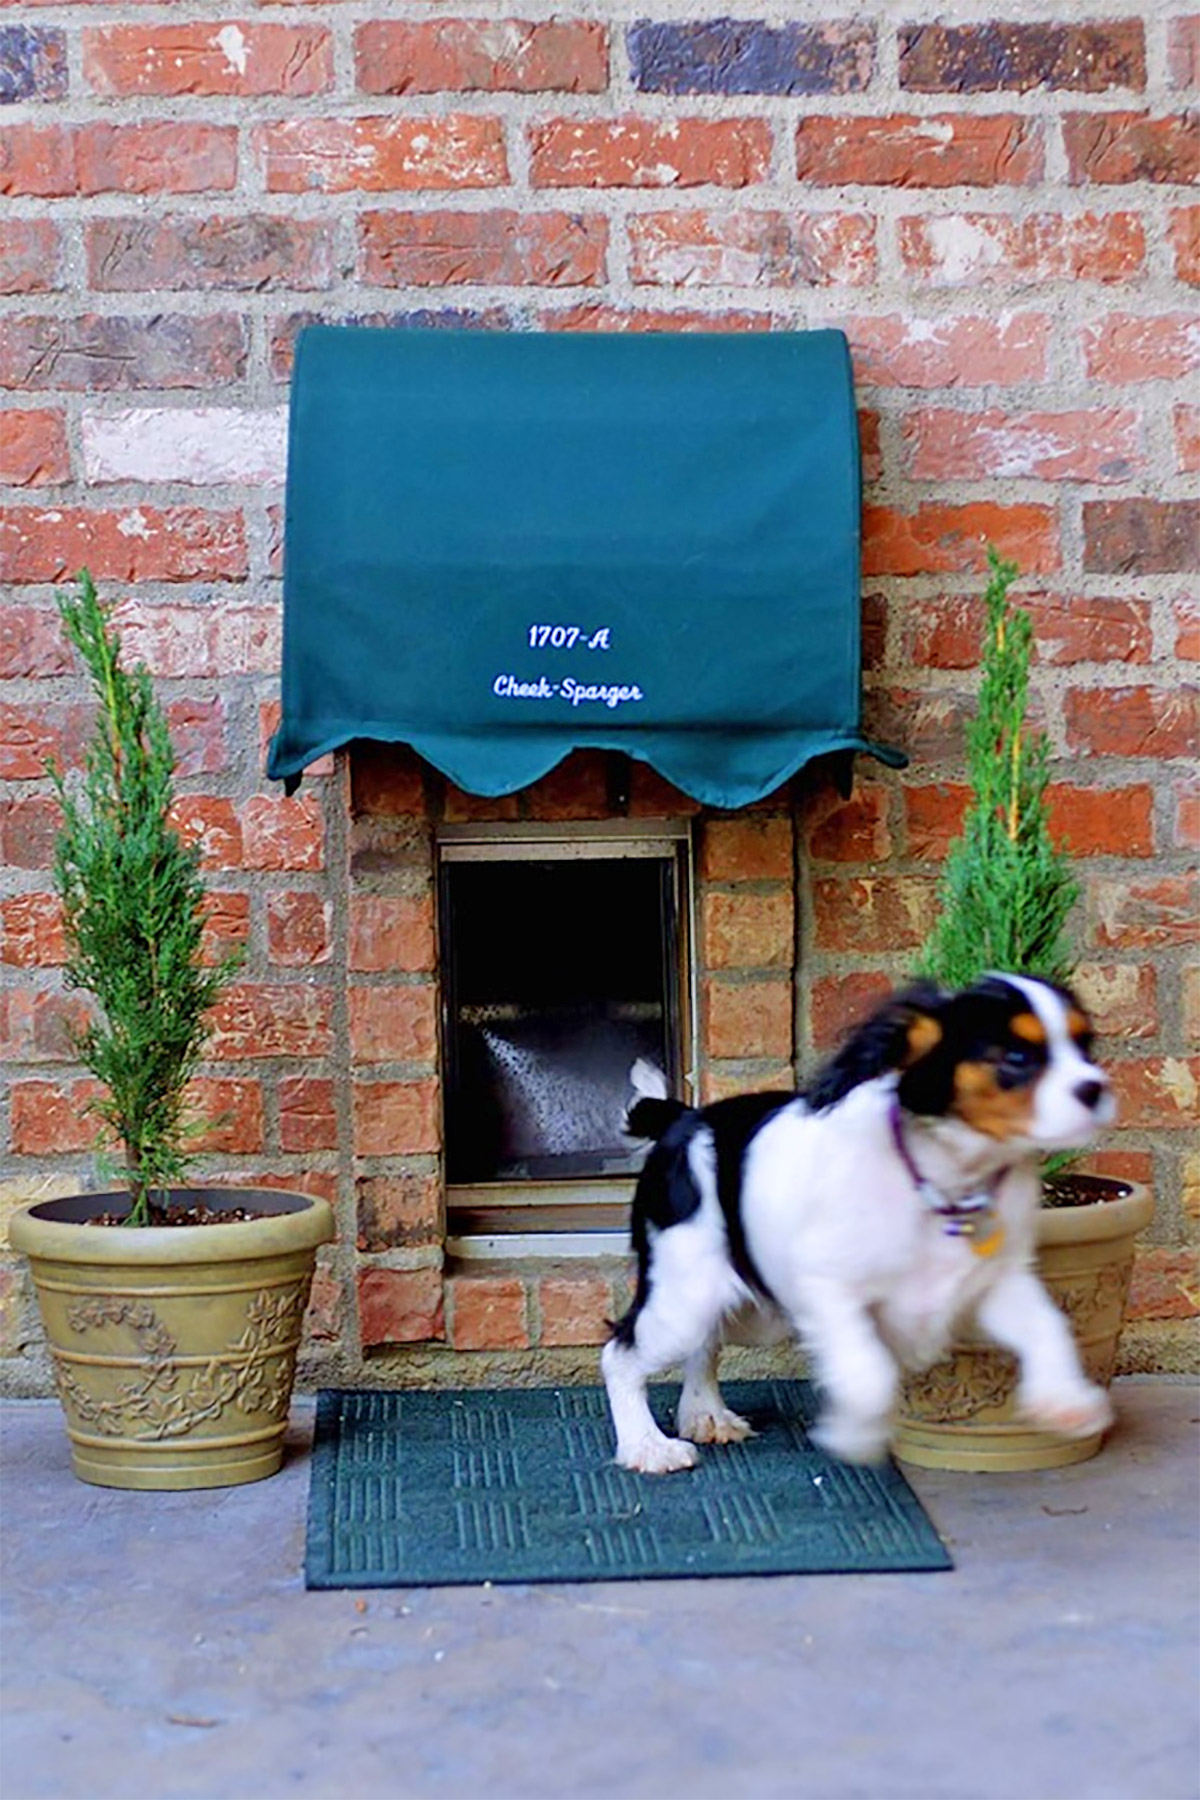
[8,573,333,1490]
[893,548,1153,1471]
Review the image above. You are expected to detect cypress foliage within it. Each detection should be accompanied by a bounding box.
[48,573,244,1225]
[915,548,1078,990]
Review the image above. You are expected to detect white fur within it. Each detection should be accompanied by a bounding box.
[603,978,1115,1473]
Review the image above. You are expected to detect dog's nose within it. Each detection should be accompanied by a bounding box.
[1074,1079,1108,1111]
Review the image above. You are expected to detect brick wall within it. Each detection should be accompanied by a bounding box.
[2,4,1196,1388]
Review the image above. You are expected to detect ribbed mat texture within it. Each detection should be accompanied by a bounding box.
[305,1380,951,1588]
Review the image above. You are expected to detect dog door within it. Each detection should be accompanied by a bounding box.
[439,822,692,1249]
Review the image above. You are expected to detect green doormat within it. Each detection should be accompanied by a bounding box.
[305,1381,951,1589]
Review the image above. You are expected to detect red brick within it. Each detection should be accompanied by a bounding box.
[844,313,1048,388]
[904,783,970,858]
[1028,594,1153,666]
[257,115,508,193]
[530,116,771,188]
[360,210,607,287]
[1175,405,1200,474]
[10,1079,106,1156]
[629,210,875,287]
[1,988,91,1064]
[1174,779,1200,850]
[87,215,335,293]
[699,816,793,883]
[83,23,332,97]
[537,1271,615,1347]
[0,797,61,870]
[1110,1060,1200,1132]
[0,603,71,676]
[804,784,892,862]
[861,503,1059,577]
[0,700,89,778]
[904,407,1143,483]
[348,984,438,1065]
[702,977,793,1059]
[349,743,427,817]
[0,410,69,486]
[348,894,436,974]
[795,112,1042,186]
[1065,685,1198,759]
[171,797,244,871]
[523,751,609,820]
[167,696,227,780]
[1170,208,1200,286]
[267,892,332,967]
[0,506,246,586]
[1046,783,1155,857]
[1,893,65,968]
[1064,111,1200,185]
[355,1173,441,1252]
[1176,598,1200,661]
[447,1272,530,1351]
[1074,963,1158,1039]
[812,876,937,953]
[200,892,250,965]
[1091,874,1200,949]
[542,304,770,335]
[0,121,238,197]
[1127,1248,1199,1321]
[356,20,607,94]
[1168,17,1200,90]
[353,1078,441,1157]
[0,313,247,393]
[701,891,793,970]
[899,212,1143,286]
[1083,501,1199,576]
[869,689,975,766]
[899,22,1146,94]
[809,972,893,1052]
[1084,314,1200,384]
[279,1077,338,1154]
[187,1077,265,1155]
[0,218,60,293]
[357,1266,444,1348]
[208,985,335,1061]
[241,794,325,871]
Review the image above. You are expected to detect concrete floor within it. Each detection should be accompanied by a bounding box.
[1,1379,1197,1800]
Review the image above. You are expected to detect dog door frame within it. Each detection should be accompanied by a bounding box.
[437,819,696,1259]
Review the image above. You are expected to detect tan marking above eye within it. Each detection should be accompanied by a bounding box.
[1067,1009,1091,1042]
[953,1062,1038,1140]
[904,1014,944,1063]
[1010,1012,1047,1046]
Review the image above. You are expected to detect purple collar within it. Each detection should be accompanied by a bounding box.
[888,1100,1008,1238]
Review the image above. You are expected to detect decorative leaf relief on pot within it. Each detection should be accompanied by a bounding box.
[51,1285,310,1440]
[900,1351,1017,1423]
[1049,1260,1132,1332]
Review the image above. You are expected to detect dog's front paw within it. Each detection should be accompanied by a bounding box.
[811,1413,891,1466]
[616,1432,701,1475]
[1019,1383,1114,1440]
[678,1404,754,1446]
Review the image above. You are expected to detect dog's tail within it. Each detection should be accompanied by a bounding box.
[625,1057,689,1142]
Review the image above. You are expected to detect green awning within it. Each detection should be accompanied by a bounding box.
[267,326,904,805]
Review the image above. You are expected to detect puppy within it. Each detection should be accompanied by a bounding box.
[602,974,1116,1473]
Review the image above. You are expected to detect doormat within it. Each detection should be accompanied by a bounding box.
[305,1380,951,1589]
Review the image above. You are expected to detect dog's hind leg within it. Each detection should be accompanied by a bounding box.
[677,1339,753,1446]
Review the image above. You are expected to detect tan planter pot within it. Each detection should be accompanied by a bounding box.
[893,1178,1154,1472]
[9,1187,334,1491]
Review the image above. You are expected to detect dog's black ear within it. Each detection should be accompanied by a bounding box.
[804,982,947,1111]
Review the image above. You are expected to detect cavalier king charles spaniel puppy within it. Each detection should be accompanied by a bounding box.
[602,974,1116,1473]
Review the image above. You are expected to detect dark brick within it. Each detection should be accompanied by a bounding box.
[899,21,1146,94]
[0,313,248,392]
[269,305,514,379]
[1064,111,1200,186]
[0,27,67,104]
[629,19,873,95]
[87,216,336,293]
[1083,500,1200,575]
